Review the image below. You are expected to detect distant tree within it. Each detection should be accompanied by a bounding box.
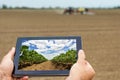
[115,6,120,9]
[2,4,7,9]
[55,7,61,9]
[48,6,53,10]
[21,6,29,9]
[41,7,45,10]
[9,6,13,9]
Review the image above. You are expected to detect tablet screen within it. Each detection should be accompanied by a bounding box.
[19,39,77,71]
[13,36,81,76]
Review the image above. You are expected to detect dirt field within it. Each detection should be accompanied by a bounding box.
[0,9,120,80]
[20,61,69,71]
[20,61,57,70]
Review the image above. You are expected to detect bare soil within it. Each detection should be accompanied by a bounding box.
[0,9,120,80]
[20,61,57,70]
[20,61,68,71]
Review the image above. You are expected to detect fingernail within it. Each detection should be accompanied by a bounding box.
[79,49,83,54]
[12,47,15,50]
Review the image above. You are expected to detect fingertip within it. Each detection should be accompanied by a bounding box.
[24,76,29,78]
[20,76,29,80]
[77,49,86,61]
[78,49,84,54]
[7,47,15,59]
[24,76,29,80]
[12,47,15,50]
[10,47,15,54]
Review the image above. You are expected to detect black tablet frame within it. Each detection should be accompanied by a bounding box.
[13,36,82,77]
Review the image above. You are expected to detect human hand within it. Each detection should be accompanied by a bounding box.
[0,47,28,80]
[66,50,95,80]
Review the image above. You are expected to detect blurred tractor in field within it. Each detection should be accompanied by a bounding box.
[63,7,74,15]
[77,8,95,15]
[63,7,94,15]
[77,8,89,14]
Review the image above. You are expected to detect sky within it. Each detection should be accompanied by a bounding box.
[22,39,76,60]
[0,0,120,8]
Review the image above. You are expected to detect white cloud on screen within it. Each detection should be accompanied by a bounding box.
[22,39,76,60]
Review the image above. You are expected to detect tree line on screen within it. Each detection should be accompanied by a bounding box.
[19,45,48,69]
[51,49,77,69]
[19,45,77,69]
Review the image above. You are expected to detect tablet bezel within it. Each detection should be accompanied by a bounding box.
[13,36,82,77]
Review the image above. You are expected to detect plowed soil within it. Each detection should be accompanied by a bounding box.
[0,9,120,80]
[20,61,66,70]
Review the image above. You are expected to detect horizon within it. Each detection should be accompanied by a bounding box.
[0,0,120,8]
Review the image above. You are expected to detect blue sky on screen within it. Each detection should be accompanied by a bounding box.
[0,0,120,8]
[22,39,76,60]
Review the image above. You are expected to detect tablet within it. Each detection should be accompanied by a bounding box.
[13,36,82,77]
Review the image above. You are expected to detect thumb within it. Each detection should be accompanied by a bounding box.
[6,47,15,60]
[77,50,86,63]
